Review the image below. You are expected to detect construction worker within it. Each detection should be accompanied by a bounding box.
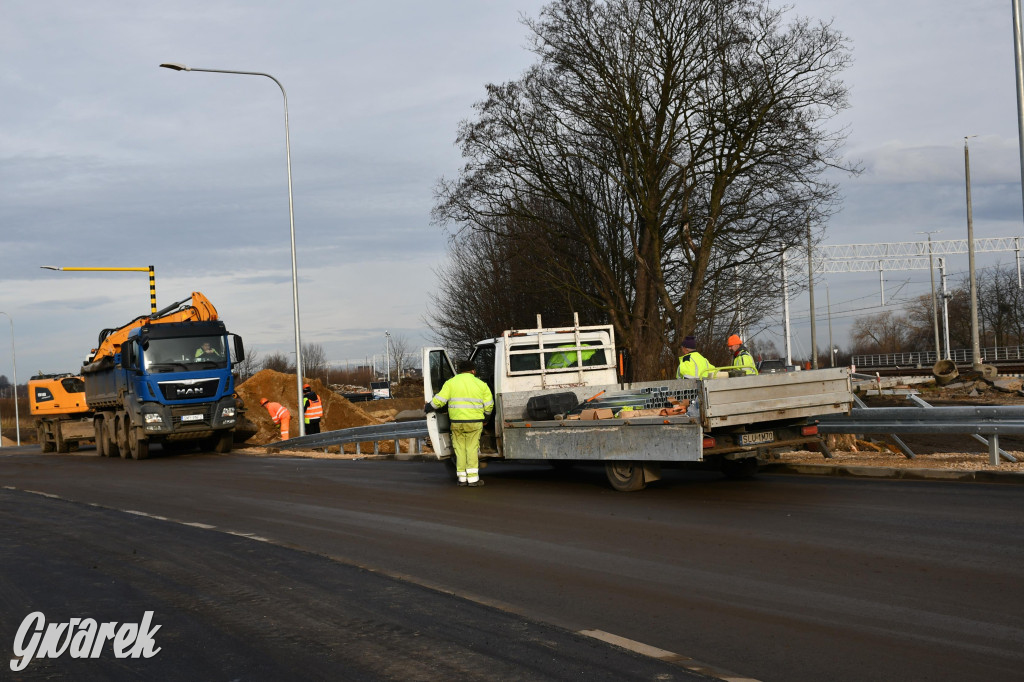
[195,341,221,358]
[427,359,493,487]
[546,342,596,369]
[302,383,323,435]
[676,336,715,379]
[726,334,758,375]
[259,397,290,441]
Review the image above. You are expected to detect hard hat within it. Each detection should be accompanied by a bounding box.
[727,334,742,346]
[303,383,311,390]
[259,398,268,405]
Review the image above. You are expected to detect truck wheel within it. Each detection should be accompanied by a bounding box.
[94,420,107,457]
[213,431,233,454]
[129,431,150,460]
[721,457,759,480]
[55,428,70,454]
[115,413,129,456]
[605,461,647,492]
[39,425,55,453]
[106,419,121,459]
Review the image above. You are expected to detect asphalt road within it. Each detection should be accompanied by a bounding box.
[1,446,1022,682]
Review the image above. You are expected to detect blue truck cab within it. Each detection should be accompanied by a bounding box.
[83,320,245,459]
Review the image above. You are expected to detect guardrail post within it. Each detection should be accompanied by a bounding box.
[989,434,1001,466]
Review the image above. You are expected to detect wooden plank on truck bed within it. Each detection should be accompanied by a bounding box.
[702,368,853,428]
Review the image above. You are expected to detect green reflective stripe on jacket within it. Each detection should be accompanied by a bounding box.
[431,372,494,422]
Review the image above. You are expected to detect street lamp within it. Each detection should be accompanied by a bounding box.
[0,312,21,446]
[160,62,305,436]
[384,331,392,384]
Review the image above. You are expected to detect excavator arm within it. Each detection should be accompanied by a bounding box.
[88,292,219,363]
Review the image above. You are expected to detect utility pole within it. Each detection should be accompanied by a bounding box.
[807,222,818,369]
[917,230,942,361]
[825,280,834,367]
[781,250,792,365]
[964,136,983,370]
[939,257,952,360]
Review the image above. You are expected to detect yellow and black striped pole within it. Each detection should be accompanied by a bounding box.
[40,266,157,314]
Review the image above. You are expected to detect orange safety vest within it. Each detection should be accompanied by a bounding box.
[264,401,289,424]
[303,395,322,422]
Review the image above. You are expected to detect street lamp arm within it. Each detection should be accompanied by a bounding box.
[160,61,304,435]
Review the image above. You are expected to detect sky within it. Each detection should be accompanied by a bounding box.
[1,0,1022,382]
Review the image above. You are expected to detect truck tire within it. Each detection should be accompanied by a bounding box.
[604,461,647,492]
[127,421,149,460]
[94,419,107,457]
[105,418,121,458]
[212,431,233,454]
[116,415,130,459]
[38,424,55,453]
[55,425,71,450]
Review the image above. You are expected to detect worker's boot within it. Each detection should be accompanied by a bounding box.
[468,480,485,487]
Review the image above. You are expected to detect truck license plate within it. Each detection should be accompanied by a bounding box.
[738,431,774,445]
[181,414,204,422]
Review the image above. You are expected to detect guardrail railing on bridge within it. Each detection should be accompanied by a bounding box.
[852,345,1024,369]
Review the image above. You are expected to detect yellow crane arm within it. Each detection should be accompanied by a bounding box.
[87,292,219,363]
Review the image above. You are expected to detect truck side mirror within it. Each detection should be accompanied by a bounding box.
[232,335,245,362]
[122,343,137,370]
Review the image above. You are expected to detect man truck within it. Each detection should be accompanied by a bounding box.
[33,292,245,459]
[423,317,853,491]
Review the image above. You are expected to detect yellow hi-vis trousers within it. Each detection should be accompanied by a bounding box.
[451,422,483,483]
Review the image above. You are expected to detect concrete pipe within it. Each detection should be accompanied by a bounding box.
[932,359,959,385]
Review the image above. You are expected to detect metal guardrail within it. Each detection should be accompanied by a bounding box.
[816,397,1021,465]
[853,345,1024,368]
[266,419,431,456]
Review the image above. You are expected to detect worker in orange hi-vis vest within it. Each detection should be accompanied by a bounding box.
[259,398,291,440]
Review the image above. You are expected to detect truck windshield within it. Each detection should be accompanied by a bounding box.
[143,336,227,372]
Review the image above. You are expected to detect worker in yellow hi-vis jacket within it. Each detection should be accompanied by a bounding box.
[428,360,494,487]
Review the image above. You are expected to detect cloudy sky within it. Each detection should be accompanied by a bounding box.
[1,0,1021,382]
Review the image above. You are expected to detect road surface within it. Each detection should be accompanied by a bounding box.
[1,447,1021,681]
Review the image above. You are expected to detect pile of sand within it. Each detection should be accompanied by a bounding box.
[237,370,383,446]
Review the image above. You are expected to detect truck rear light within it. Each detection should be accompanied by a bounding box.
[801,425,818,436]
[702,436,716,449]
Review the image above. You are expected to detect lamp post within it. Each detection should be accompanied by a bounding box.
[0,312,21,446]
[385,331,392,385]
[161,62,305,436]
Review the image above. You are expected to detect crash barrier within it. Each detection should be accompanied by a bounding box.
[816,395,1021,465]
[853,345,1024,369]
[266,420,430,456]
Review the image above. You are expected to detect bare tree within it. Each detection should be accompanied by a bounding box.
[434,0,855,379]
[849,311,912,355]
[234,346,261,383]
[301,342,329,382]
[385,334,417,378]
[261,351,291,373]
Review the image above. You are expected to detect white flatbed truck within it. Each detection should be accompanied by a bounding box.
[423,318,853,491]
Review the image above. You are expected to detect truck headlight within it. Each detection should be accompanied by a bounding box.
[221,406,236,418]
[144,413,163,424]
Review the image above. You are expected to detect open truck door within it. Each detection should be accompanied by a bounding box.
[422,347,456,459]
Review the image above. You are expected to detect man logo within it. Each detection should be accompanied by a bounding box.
[175,387,204,397]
